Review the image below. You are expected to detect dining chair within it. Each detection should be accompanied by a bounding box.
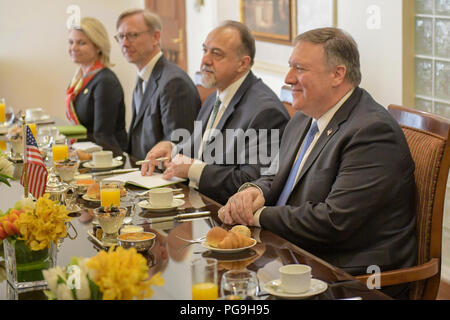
[194,71,216,105]
[355,104,450,300]
[280,85,297,118]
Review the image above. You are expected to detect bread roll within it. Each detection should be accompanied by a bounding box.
[86,182,100,199]
[206,227,228,247]
[217,231,254,249]
[230,225,251,238]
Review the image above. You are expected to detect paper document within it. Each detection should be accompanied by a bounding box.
[103,171,185,189]
[71,142,103,153]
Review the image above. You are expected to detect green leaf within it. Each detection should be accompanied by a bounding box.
[0,175,11,187]
[44,290,57,300]
[57,275,66,285]
[87,274,102,300]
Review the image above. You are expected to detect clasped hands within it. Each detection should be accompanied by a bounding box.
[218,187,265,226]
[140,141,194,179]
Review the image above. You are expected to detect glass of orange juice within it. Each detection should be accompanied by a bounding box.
[191,257,218,300]
[0,98,5,124]
[100,181,121,207]
[52,144,69,162]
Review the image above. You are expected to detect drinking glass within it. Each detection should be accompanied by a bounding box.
[0,98,5,124]
[191,257,218,300]
[52,144,69,162]
[220,269,259,299]
[100,181,121,207]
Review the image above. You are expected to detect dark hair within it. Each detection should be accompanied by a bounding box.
[219,20,255,66]
[295,27,362,86]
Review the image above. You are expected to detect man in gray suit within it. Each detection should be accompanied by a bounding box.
[141,21,290,205]
[219,28,417,298]
[116,9,201,163]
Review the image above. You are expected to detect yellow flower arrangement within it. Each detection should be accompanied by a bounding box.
[43,246,164,300]
[16,195,72,251]
[87,246,164,300]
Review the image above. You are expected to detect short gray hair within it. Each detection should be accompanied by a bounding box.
[295,27,361,86]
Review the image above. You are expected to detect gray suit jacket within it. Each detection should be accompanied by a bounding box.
[180,72,290,205]
[255,87,417,276]
[128,56,201,162]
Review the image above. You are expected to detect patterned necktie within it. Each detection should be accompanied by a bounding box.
[133,76,144,115]
[276,121,319,206]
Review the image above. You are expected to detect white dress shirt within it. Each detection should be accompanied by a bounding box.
[187,71,250,190]
[137,51,163,92]
[252,88,355,227]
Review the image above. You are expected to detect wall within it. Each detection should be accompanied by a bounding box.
[0,0,143,127]
[185,0,403,106]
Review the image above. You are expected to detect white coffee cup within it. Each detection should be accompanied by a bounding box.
[26,108,44,121]
[279,264,312,293]
[92,150,113,166]
[148,187,173,207]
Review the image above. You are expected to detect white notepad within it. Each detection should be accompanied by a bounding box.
[103,171,185,189]
[71,142,102,153]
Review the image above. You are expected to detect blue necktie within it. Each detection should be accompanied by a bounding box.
[276,121,319,206]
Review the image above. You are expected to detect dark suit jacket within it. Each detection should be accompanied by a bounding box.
[73,68,128,156]
[254,87,417,276]
[179,71,290,205]
[128,56,201,162]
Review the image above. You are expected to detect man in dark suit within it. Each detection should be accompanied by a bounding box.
[218,28,417,299]
[141,21,290,205]
[116,9,201,163]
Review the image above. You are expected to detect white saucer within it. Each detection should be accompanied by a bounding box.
[26,115,51,123]
[201,239,257,253]
[82,159,123,169]
[137,199,185,211]
[82,194,100,202]
[263,278,328,299]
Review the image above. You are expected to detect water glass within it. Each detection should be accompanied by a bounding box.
[220,269,259,298]
[191,257,218,300]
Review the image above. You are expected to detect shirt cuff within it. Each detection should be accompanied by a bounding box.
[253,206,266,228]
[239,182,264,195]
[188,159,207,190]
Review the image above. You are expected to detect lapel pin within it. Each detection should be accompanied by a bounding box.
[83,88,89,94]
[327,129,332,136]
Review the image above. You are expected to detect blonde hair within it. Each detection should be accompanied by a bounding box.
[73,17,113,67]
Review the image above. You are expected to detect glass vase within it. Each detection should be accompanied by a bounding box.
[3,238,57,290]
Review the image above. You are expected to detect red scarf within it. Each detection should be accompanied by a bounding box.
[66,60,104,125]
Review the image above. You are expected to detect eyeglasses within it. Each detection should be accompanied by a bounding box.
[114,30,150,43]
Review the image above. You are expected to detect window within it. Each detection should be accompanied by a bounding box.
[415,0,450,118]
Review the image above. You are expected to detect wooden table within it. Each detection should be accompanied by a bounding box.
[0,177,390,301]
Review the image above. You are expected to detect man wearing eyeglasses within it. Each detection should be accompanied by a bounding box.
[116,9,201,164]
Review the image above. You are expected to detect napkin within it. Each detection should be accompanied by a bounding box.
[71,141,102,153]
[56,125,87,136]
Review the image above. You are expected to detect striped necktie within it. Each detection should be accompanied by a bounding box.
[276,121,319,206]
[206,96,221,141]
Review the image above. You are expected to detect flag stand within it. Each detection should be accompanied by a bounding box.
[21,114,28,198]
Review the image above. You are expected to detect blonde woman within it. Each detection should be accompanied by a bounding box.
[66,17,127,156]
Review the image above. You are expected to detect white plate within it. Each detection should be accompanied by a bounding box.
[263,278,328,299]
[82,159,123,169]
[82,193,127,202]
[82,194,100,202]
[87,230,115,248]
[25,115,51,123]
[201,239,257,253]
[137,199,185,211]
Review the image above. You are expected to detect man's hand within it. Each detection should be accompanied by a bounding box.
[162,154,194,179]
[218,187,265,226]
[141,141,173,176]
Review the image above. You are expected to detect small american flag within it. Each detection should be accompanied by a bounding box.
[21,126,48,199]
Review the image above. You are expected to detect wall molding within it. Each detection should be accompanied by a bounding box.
[253,60,289,77]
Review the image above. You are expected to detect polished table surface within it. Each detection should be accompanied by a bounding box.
[0,138,391,300]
